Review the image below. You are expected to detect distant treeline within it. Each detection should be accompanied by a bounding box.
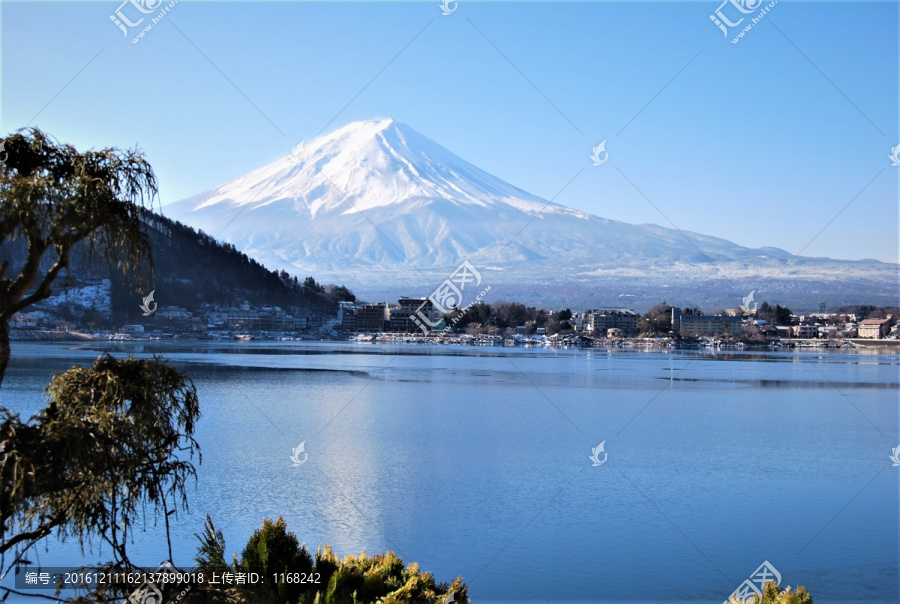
[448,301,572,332]
[828,304,899,320]
[447,300,899,337]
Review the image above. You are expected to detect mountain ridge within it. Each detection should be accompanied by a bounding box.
[166,119,898,309]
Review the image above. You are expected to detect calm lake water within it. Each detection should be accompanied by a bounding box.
[1,341,897,603]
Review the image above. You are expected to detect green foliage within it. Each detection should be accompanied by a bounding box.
[324,555,367,604]
[241,516,315,603]
[829,304,898,320]
[728,581,813,604]
[0,354,200,577]
[0,127,157,383]
[757,302,793,326]
[191,518,466,604]
[315,544,340,600]
[448,301,565,333]
[100,212,355,325]
[319,551,464,604]
[492,302,530,329]
[1,184,356,330]
[639,303,673,335]
[196,514,229,574]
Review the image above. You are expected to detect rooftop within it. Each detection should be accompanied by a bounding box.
[859,317,892,325]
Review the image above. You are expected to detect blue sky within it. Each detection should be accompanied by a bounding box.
[2,1,898,262]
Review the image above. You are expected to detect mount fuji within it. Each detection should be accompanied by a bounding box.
[166,119,898,309]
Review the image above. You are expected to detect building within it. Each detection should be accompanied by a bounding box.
[858,317,894,339]
[584,308,639,335]
[818,325,838,339]
[337,301,357,331]
[758,325,780,338]
[258,311,293,331]
[388,297,433,333]
[339,309,357,331]
[157,306,193,321]
[672,308,742,337]
[356,303,389,332]
[792,324,818,339]
[11,312,46,328]
[227,308,260,330]
[206,311,228,327]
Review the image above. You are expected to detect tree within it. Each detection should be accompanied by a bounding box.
[0,128,156,386]
[240,516,315,603]
[639,304,673,335]
[326,284,356,304]
[775,304,792,326]
[303,276,325,294]
[192,517,467,604]
[493,302,529,329]
[0,355,200,599]
[757,302,793,326]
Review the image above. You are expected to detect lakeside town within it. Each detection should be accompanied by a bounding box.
[8,281,899,349]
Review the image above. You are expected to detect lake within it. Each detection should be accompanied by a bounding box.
[0,341,897,603]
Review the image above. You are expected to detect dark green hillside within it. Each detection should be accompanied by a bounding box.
[110,211,355,324]
[0,209,355,327]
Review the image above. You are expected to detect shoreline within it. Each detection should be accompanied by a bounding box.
[9,329,900,350]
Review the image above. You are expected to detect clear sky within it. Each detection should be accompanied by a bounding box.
[2,1,898,262]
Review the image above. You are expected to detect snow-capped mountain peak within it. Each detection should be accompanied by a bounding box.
[184,118,582,220]
[166,119,897,308]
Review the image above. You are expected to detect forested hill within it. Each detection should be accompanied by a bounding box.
[108,210,355,323]
[0,209,355,327]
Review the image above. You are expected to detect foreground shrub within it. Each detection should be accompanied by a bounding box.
[0,355,200,601]
[241,517,315,603]
[192,517,466,604]
[728,581,813,604]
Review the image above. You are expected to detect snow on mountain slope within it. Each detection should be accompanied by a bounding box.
[166,119,898,307]
[186,118,583,218]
